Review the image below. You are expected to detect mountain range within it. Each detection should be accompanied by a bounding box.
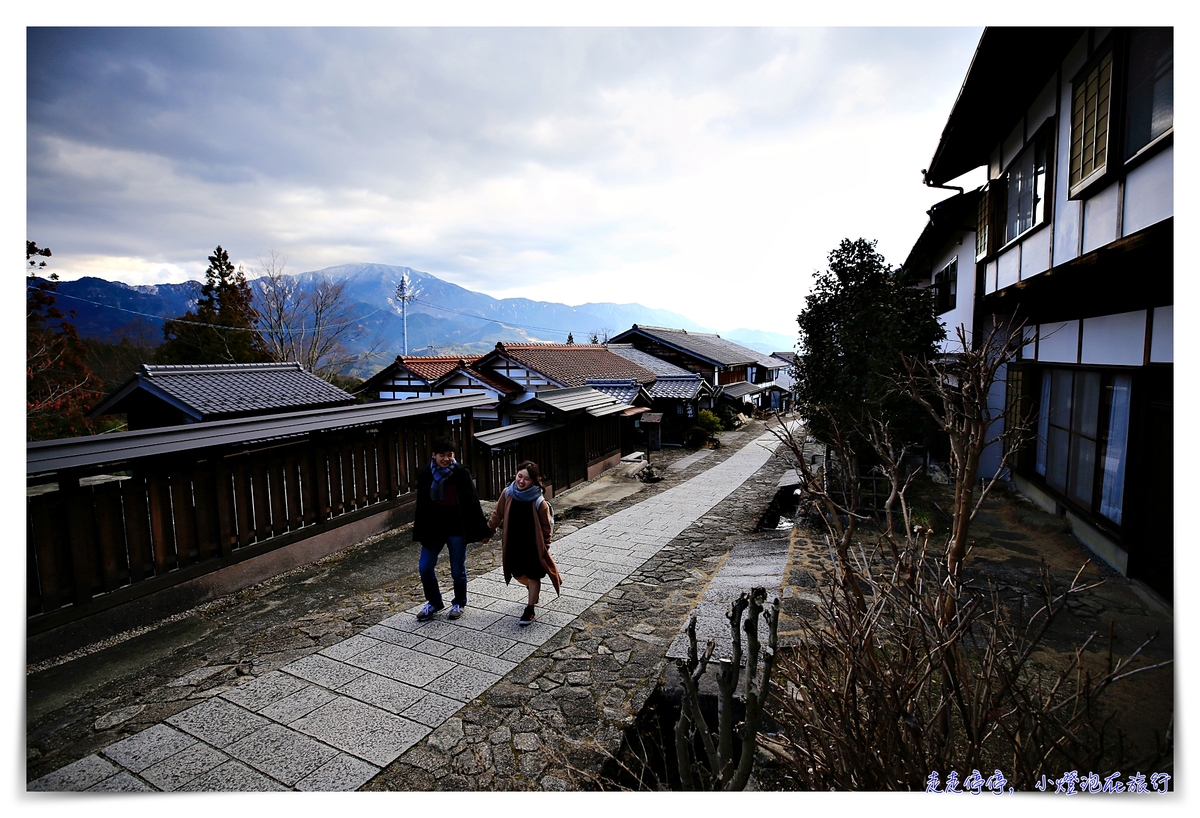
[49,263,797,376]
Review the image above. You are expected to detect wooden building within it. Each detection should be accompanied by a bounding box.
[88,362,356,432]
[913,26,1173,601]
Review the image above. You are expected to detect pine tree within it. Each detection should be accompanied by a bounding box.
[157,246,269,364]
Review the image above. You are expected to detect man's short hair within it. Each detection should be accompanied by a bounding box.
[431,436,456,454]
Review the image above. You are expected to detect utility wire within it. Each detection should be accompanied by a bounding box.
[28,284,386,335]
[410,295,572,338]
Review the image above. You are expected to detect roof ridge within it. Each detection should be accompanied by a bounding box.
[141,362,303,376]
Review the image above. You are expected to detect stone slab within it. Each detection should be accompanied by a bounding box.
[361,623,423,648]
[28,754,121,791]
[423,664,502,702]
[291,696,430,767]
[401,691,464,727]
[259,684,339,724]
[345,641,456,687]
[86,771,155,792]
[295,753,381,792]
[166,698,271,749]
[179,759,288,792]
[101,723,197,772]
[337,672,426,714]
[139,741,229,791]
[319,633,381,662]
[282,653,368,689]
[221,669,309,711]
[225,722,339,786]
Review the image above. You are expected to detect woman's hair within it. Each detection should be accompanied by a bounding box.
[431,436,455,455]
[515,461,544,488]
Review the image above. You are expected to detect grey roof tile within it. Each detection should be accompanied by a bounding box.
[94,362,355,421]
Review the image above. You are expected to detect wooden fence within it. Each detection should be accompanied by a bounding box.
[27,396,482,632]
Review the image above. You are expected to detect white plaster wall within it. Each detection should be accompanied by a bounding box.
[997,246,1021,290]
[1081,310,1146,366]
[1038,320,1079,363]
[1151,306,1173,363]
[985,260,998,295]
[934,240,976,353]
[1020,226,1052,280]
[1082,182,1120,254]
[1124,145,1173,236]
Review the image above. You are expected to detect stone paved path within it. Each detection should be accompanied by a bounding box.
[30,429,782,792]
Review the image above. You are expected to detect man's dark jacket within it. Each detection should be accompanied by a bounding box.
[413,462,491,546]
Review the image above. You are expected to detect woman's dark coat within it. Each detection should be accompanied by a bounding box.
[412,462,491,546]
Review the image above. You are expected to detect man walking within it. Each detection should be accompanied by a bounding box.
[412,436,491,620]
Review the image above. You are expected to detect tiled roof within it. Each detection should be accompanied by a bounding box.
[646,374,707,400]
[585,379,643,404]
[399,356,461,383]
[721,380,764,398]
[771,351,797,364]
[91,362,355,421]
[604,344,693,376]
[491,343,657,387]
[528,386,632,416]
[610,326,761,367]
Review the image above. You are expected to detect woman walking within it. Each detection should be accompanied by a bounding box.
[413,436,491,621]
[487,461,562,626]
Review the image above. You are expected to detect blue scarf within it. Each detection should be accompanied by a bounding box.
[507,482,543,503]
[430,460,454,501]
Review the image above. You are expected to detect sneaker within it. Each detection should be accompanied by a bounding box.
[519,605,535,626]
[447,603,464,620]
[416,602,443,621]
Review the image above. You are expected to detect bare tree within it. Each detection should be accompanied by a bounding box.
[255,251,378,379]
[898,317,1034,578]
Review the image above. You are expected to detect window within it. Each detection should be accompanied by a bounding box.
[933,259,957,314]
[975,189,990,260]
[1005,130,1049,243]
[1069,28,1173,197]
[1034,368,1132,525]
[1069,50,1113,195]
[1123,28,1173,160]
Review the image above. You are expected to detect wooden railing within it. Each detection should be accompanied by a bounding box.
[27,395,483,632]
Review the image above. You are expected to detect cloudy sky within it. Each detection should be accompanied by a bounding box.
[27,24,988,337]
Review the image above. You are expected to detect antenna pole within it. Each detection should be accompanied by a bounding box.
[396,275,413,355]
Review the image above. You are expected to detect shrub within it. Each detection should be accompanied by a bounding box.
[697,409,723,436]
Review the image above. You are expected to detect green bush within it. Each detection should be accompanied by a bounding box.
[697,409,723,436]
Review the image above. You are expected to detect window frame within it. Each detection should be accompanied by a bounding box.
[1020,364,1133,534]
[933,258,958,315]
[999,121,1055,248]
[1068,28,1173,200]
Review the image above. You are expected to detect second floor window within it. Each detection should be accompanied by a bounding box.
[1005,131,1049,244]
[934,259,957,314]
[1124,28,1173,160]
[1069,28,1172,198]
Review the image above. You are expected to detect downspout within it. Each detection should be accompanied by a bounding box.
[921,168,964,195]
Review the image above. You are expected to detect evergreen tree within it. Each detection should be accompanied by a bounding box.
[157,246,269,364]
[794,238,944,453]
[26,241,104,440]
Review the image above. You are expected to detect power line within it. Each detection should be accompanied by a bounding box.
[410,296,571,338]
[29,284,386,335]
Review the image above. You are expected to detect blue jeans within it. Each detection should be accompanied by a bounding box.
[419,535,467,609]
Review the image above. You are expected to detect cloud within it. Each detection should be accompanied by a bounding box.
[27,26,985,335]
